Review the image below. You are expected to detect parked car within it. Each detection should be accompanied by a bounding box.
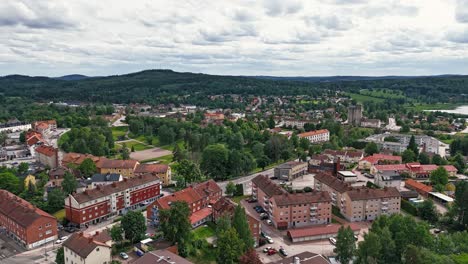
[267,248,277,255]
[279,248,288,256]
[260,213,269,220]
[266,219,272,225]
[329,237,337,245]
[120,252,129,260]
[263,246,273,253]
[354,235,358,240]
[55,236,69,244]
[247,198,257,203]
[266,236,274,244]
[260,231,267,238]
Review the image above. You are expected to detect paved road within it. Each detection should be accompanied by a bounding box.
[218,168,275,195]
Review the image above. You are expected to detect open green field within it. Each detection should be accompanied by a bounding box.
[141,154,173,164]
[111,126,128,141]
[406,103,462,111]
[117,140,152,151]
[360,89,406,99]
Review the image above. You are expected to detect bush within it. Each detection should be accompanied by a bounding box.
[366,181,380,189]
[401,199,418,216]
[234,184,244,196]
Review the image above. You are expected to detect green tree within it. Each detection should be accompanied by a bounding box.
[121,143,130,160]
[453,153,466,173]
[257,155,270,170]
[239,248,262,264]
[173,144,188,162]
[334,226,356,264]
[216,228,243,264]
[454,181,468,229]
[47,189,65,213]
[251,142,265,158]
[174,159,203,187]
[267,116,275,129]
[418,200,439,224]
[364,142,379,155]
[0,172,20,194]
[200,144,229,180]
[121,211,146,244]
[356,232,381,264]
[158,125,175,145]
[17,162,29,175]
[19,131,26,143]
[62,172,77,195]
[430,167,449,188]
[0,132,7,146]
[299,137,310,150]
[407,135,419,156]
[418,152,431,164]
[225,182,236,197]
[109,224,124,246]
[131,145,135,152]
[402,149,417,163]
[232,205,254,252]
[55,247,64,264]
[78,158,97,177]
[431,154,447,165]
[159,201,193,257]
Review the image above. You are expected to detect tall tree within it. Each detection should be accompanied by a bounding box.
[418,152,431,164]
[121,143,130,160]
[159,201,193,256]
[418,200,439,224]
[239,249,262,264]
[364,142,379,155]
[430,167,449,191]
[109,224,124,246]
[402,149,417,163]
[62,172,77,195]
[454,181,468,229]
[78,158,97,177]
[225,182,236,197]
[17,162,29,175]
[334,226,356,264]
[174,159,203,187]
[407,135,419,157]
[47,189,65,213]
[121,211,146,244]
[356,232,381,264]
[0,172,20,194]
[55,247,64,264]
[232,205,254,252]
[216,228,243,264]
[200,144,229,180]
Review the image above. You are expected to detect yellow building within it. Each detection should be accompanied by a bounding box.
[96,159,139,178]
[135,164,171,186]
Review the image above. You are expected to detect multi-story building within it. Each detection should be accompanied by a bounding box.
[283,119,309,129]
[147,180,222,228]
[0,120,31,133]
[342,187,401,222]
[374,171,402,190]
[371,163,458,179]
[33,120,57,134]
[314,173,352,211]
[65,174,161,227]
[134,164,171,186]
[274,161,308,181]
[323,149,364,164]
[298,129,330,143]
[348,105,363,126]
[252,175,332,229]
[358,153,402,170]
[360,118,382,128]
[35,145,59,169]
[96,159,140,177]
[0,190,58,249]
[62,152,104,168]
[63,232,112,264]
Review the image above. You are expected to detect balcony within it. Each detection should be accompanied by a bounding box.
[310,212,317,216]
[331,193,337,197]
[310,206,318,210]
[381,201,388,205]
[382,207,388,211]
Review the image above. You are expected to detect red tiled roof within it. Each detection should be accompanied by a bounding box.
[374,164,408,171]
[155,187,202,210]
[96,158,139,169]
[135,164,169,174]
[298,129,329,138]
[62,153,103,166]
[361,154,402,164]
[63,232,110,259]
[70,173,160,204]
[272,191,332,206]
[35,145,57,157]
[443,165,458,172]
[287,223,360,239]
[27,135,42,146]
[192,179,222,199]
[0,190,56,228]
[405,179,432,194]
[189,207,212,224]
[346,187,401,201]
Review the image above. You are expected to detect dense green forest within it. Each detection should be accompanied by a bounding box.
[1,70,467,106]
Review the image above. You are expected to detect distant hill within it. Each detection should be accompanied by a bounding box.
[0,69,466,105]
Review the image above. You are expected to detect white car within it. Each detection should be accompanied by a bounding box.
[265,236,274,244]
[329,237,337,245]
[266,219,272,225]
[55,236,69,244]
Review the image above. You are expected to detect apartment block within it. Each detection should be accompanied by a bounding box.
[65,174,161,226]
[297,129,330,143]
[252,175,332,229]
[134,164,172,186]
[0,190,58,249]
[35,145,59,169]
[274,161,308,181]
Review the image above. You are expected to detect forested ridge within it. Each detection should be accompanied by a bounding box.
[1,69,467,105]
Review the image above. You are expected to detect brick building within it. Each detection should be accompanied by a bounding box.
[371,163,458,179]
[147,180,222,228]
[65,174,161,226]
[252,175,332,229]
[0,190,58,249]
[35,145,59,168]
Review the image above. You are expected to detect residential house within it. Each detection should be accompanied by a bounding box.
[87,173,123,188]
[336,171,357,183]
[371,163,458,179]
[323,149,364,164]
[358,154,402,170]
[133,249,194,264]
[298,129,330,143]
[374,171,402,190]
[35,145,58,169]
[49,167,69,187]
[65,174,161,227]
[63,232,111,264]
[274,161,308,181]
[252,175,332,229]
[33,120,57,134]
[61,153,103,168]
[96,159,140,177]
[135,164,172,186]
[0,190,58,249]
[283,119,309,129]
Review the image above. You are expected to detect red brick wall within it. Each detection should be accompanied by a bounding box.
[130,185,160,205]
[26,217,58,246]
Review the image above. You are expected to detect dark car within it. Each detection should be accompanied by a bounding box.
[267,248,277,255]
[279,248,288,256]
[247,198,257,203]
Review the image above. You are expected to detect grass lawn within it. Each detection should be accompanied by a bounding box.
[360,89,406,99]
[141,154,174,164]
[231,195,249,204]
[189,247,217,264]
[120,140,152,151]
[53,209,66,222]
[192,224,216,240]
[111,126,128,141]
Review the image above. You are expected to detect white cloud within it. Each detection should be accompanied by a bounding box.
[0,0,466,76]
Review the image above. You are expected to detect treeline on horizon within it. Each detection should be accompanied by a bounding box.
[0,69,467,106]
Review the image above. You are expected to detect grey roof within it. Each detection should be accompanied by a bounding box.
[90,173,121,183]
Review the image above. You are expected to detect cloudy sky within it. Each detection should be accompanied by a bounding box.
[0,0,467,77]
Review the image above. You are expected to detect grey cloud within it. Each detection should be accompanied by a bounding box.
[446,28,468,43]
[362,3,418,18]
[305,15,353,31]
[326,0,367,4]
[233,9,256,22]
[264,0,303,17]
[140,13,194,27]
[0,1,77,29]
[196,24,258,44]
[456,0,468,23]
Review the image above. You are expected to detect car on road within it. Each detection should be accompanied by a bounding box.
[260,213,269,220]
[266,219,272,225]
[120,252,129,260]
[363,173,374,178]
[279,248,288,256]
[247,198,257,203]
[55,236,69,244]
[265,236,274,244]
[329,237,337,245]
[263,246,273,253]
[267,248,277,255]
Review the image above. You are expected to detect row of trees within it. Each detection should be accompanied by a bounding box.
[59,124,114,156]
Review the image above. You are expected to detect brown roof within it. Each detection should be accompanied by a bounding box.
[93,230,112,244]
[314,173,352,193]
[70,173,160,204]
[155,187,202,210]
[405,179,432,194]
[298,129,329,138]
[252,175,285,197]
[35,145,57,157]
[346,187,401,201]
[287,223,361,239]
[192,180,222,200]
[277,161,307,169]
[271,251,330,264]
[0,190,56,228]
[135,164,169,174]
[133,249,193,264]
[63,232,110,259]
[213,196,236,212]
[62,153,102,166]
[96,159,139,169]
[272,191,332,207]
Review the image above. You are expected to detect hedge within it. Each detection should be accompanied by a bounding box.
[401,199,418,216]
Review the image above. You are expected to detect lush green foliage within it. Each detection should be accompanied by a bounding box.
[159,201,193,257]
[121,211,146,244]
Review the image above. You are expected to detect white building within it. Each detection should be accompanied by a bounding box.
[63,232,112,264]
[298,129,330,143]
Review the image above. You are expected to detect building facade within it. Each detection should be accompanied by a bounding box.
[63,232,112,264]
[358,154,402,170]
[348,105,363,126]
[65,174,161,226]
[134,164,172,186]
[274,161,308,181]
[252,175,332,229]
[0,190,58,249]
[35,145,59,168]
[96,159,140,177]
[298,129,330,144]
